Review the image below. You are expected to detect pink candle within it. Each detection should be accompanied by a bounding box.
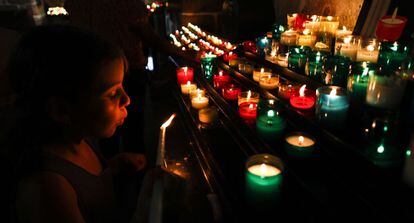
[239,102,258,125]
[176,67,194,85]
[213,70,231,89]
[223,51,238,62]
[222,83,241,101]
[289,84,315,110]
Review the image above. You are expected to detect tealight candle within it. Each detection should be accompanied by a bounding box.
[176,67,194,85]
[239,102,258,125]
[315,86,349,128]
[200,52,218,80]
[297,29,316,47]
[284,132,317,158]
[276,53,289,67]
[347,62,374,102]
[335,26,353,40]
[356,39,379,63]
[189,88,206,99]
[253,67,272,82]
[280,29,298,46]
[336,35,360,61]
[180,81,197,95]
[213,70,231,89]
[256,99,286,142]
[198,106,219,127]
[259,73,279,90]
[223,51,238,63]
[191,94,209,110]
[238,90,260,106]
[256,36,272,57]
[245,154,284,204]
[290,84,315,110]
[222,83,241,101]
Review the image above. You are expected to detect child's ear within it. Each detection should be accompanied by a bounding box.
[46,97,71,125]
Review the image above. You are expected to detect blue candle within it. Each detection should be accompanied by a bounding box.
[256,99,286,142]
[315,86,350,129]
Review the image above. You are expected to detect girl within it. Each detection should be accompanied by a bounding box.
[6,25,146,223]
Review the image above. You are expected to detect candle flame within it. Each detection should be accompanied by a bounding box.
[247,90,251,99]
[299,84,306,97]
[367,45,375,51]
[219,70,223,76]
[161,114,176,129]
[303,29,310,35]
[311,15,318,22]
[344,36,352,44]
[249,104,254,109]
[260,68,265,73]
[260,163,267,177]
[267,110,275,117]
[327,16,333,21]
[329,88,337,96]
[298,136,304,145]
[186,81,191,86]
[183,67,188,73]
[342,26,347,31]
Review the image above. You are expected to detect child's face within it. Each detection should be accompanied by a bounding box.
[70,57,130,138]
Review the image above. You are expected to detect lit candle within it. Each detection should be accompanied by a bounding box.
[229,57,241,68]
[191,94,209,110]
[239,102,258,125]
[366,72,406,110]
[213,70,231,89]
[288,46,310,73]
[276,53,289,67]
[356,43,379,63]
[290,84,315,110]
[176,66,194,85]
[315,86,350,128]
[238,90,259,106]
[284,132,317,158]
[287,13,298,29]
[347,61,374,102]
[297,29,316,47]
[223,51,238,63]
[259,73,279,90]
[306,51,327,81]
[337,35,360,61]
[256,99,286,142]
[222,83,241,101]
[280,29,298,46]
[253,67,272,82]
[180,81,197,95]
[278,81,298,100]
[256,36,271,57]
[156,114,176,166]
[200,52,218,80]
[189,88,206,99]
[335,26,353,39]
[198,106,219,127]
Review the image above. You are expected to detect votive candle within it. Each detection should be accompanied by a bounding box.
[290,84,315,110]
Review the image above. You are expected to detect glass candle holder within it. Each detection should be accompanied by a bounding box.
[223,51,238,63]
[256,36,272,57]
[272,23,286,42]
[222,83,241,101]
[315,86,350,128]
[290,84,315,110]
[335,26,353,40]
[256,99,286,142]
[245,154,284,203]
[356,38,379,63]
[280,29,298,46]
[322,55,351,87]
[347,62,376,102]
[259,73,280,90]
[314,16,339,53]
[213,70,231,90]
[378,41,410,72]
[366,71,407,110]
[278,80,299,100]
[253,67,272,82]
[189,88,206,99]
[239,101,258,125]
[318,16,340,35]
[335,35,361,61]
[276,53,289,67]
[287,13,297,29]
[238,60,255,74]
[180,81,197,95]
[375,15,407,42]
[191,93,209,110]
[176,67,194,85]
[297,29,317,48]
[288,46,311,73]
[284,132,317,158]
[238,90,260,106]
[305,51,328,81]
[200,52,218,80]
[198,106,219,128]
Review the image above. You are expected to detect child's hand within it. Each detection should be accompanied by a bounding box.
[109,153,146,175]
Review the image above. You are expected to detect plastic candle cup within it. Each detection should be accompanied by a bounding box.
[366,71,406,110]
[280,29,298,46]
[288,46,311,73]
[176,67,194,85]
[200,52,218,80]
[259,73,280,90]
[253,67,272,82]
[284,132,317,158]
[378,41,410,72]
[347,62,375,102]
[256,99,286,142]
[297,29,316,47]
[221,83,241,101]
[315,86,350,128]
[322,55,351,87]
[356,38,379,63]
[290,84,315,110]
[213,70,231,90]
[189,88,206,99]
[375,15,407,42]
[335,35,360,61]
[306,51,327,81]
[191,93,209,110]
[239,102,258,125]
[180,81,197,95]
[198,106,219,128]
[278,80,298,100]
[223,51,238,63]
[238,90,259,106]
[245,154,284,204]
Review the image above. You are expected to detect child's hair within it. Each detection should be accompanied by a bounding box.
[4,24,127,180]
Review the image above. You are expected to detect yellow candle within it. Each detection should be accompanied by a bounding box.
[181,81,197,94]
[356,44,379,63]
[259,74,280,90]
[280,29,298,46]
[285,135,315,147]
[189,88,206,99]
[297,29,316,47]
[253,67,271,82]
[191,94,209,109]
[248,163,281,177]
[198,106,219,124]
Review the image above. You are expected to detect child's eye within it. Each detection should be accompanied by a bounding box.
[109,89,122,99]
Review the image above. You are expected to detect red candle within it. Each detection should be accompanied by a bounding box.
[222,83,241,101]
[213,70,231,89]
[290,84,315,110]
[238,102,258,124]
[176,67,194,85]
[375,15,407,42]
[223,51,238,62]
[293,13,308,30]
[242,41,257,53]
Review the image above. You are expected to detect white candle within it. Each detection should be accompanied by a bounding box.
[336,26,353,39]
[339,36,359,61]
[253,68,271,82]
[297,29,316,47]
[248,163,281,177]
[280,29,298,46]
[191,94,209,109]
[366,75,406,109]
[259,74,279,90]
[181,81,197,94]
[198,106,219,124]
[156,114,176,166]
[285,135,315,147]
[189,88,205,99]
[356,45,379,63]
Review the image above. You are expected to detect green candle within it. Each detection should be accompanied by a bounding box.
[378,41,410,72]
[306,51,328,81]
[288,46,311,73]
[321,55,351,87]
[347,62,376,102]
[200,52,218,80]
[256,110,286,142]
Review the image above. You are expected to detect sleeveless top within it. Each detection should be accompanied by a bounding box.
[39,141,123,223]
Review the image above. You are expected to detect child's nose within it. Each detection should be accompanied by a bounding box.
[120,88,130,107]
